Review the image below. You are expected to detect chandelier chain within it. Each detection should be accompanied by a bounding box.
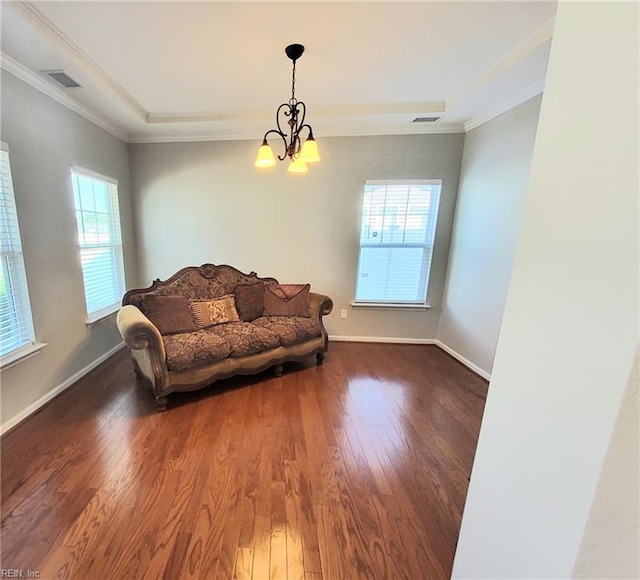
[290,59,297,104]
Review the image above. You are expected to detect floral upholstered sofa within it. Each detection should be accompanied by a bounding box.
[116,264,333,410]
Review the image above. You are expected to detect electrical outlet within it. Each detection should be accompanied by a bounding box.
[340,309,347,319]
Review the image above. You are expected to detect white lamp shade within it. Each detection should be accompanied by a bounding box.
[255,143,277,168]
[288,156,308,173]
[299,137,321,163]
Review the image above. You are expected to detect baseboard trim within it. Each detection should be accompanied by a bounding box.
[434,340,492,381]
[1,342,126,436]
[329,335,437,345]
[328,335,491,380]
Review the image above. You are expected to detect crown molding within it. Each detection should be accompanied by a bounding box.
[1,53,129,142]
[11,0,148,121]
[464,79,544,132]
[447,17,554,112]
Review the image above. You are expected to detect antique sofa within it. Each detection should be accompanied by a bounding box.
[116,264,333,410]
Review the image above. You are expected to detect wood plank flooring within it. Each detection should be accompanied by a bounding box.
[1,342,488,579]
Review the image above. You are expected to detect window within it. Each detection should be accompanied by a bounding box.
[71,167,125,323]
[354,179,442,305]
[0,143,37,361]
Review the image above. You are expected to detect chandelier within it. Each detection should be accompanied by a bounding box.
[254,44,320,174]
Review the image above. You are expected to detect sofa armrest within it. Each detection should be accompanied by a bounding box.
[117,305,164,352]
[116,305,168,389]
[309,292,333,319]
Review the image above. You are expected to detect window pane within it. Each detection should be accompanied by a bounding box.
[78,176,95,212]
[93,182,109,213]
[355,180,441,304]
[96,213,110,243]
[71,168,125,318]
[380,186,408,244]
[404,186,431,244]
[0,147,36,357]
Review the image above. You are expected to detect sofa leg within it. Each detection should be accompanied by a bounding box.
[155,396,168,412]
[273,364,284,377]
[316,353,325,366]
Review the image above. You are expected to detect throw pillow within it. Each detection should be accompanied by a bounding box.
[235,283,265,322]
[143,295,199,335]
[189,295,240,328]
[263,283,311,317]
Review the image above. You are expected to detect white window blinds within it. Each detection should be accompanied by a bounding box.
[71,167,125,322]
[0,144,36,358]
[355,180,442,304]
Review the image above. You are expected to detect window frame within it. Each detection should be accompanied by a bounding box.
[352,179,442,309]
[0,143,46,369]
[70,165,126,324]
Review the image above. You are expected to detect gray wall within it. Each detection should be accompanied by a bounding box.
[0,71,136,427]
[129,133,464,340]
[437,95,542,375]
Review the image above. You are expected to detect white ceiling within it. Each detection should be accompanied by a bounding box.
[1,1,556,143]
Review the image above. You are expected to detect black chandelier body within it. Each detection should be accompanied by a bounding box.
[255,44,320,173]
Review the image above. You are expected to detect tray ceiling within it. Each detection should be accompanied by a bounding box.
[1,1,557,143]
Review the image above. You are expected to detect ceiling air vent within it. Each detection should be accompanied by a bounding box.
[412,116,440,123]
[44,70,81,88]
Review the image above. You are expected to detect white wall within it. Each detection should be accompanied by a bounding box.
[0,71,137,430]
[437,95,542,375]
[130,133,464,340]
[452,2,638,578]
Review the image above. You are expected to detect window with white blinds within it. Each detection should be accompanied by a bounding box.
[0,144,37,359]
[71,167,125,322]
[355,180,442,305]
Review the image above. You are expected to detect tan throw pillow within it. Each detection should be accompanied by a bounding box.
[143,295,198,335]
[189,295,240,328]
[263,283,310,317]
[234,283,265,322]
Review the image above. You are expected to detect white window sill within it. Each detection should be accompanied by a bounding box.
[1,342,48,371]
[350,301,432,310]
[86,304,120,326]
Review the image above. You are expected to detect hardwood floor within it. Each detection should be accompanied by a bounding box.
[1,342,487,579]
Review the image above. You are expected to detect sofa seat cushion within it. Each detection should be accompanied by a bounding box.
[206,322,280,358]
[163,330,232,372]
[252,316,321,347]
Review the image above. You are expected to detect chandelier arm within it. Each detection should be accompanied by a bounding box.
[282,102,306,158]
[262,129,288,161]
[275,103,292,137]
[297,122,314,140]
[295,101,306,132]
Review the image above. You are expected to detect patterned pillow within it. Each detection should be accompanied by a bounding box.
[189,295,240,328]
[263,283,310,317]
[142,295,198,335]
[235,283,265,322]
